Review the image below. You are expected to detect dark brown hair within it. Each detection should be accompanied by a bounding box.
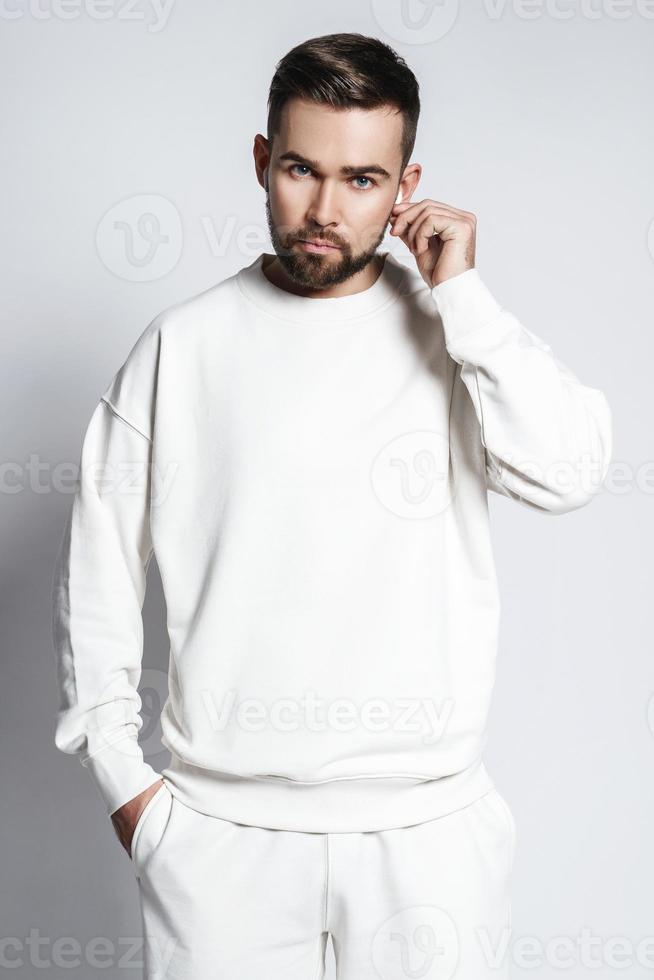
[267,33,420,173]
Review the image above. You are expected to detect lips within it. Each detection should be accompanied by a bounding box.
[297,239,341,251]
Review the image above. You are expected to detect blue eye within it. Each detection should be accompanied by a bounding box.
[288,165,377,190]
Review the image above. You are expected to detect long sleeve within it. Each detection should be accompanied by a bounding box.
[51,396,164,815]
[431,269,613,514]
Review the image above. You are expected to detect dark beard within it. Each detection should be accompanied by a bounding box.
[264,193,387,290]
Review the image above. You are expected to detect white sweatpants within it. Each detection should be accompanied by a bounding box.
[130,781,516,980]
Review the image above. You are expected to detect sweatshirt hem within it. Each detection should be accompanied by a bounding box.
[160,754,495,833]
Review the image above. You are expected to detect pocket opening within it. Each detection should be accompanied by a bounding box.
[130,783,171,863]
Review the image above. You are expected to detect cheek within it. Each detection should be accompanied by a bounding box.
[350,198,392,239]
[271,187,308,230]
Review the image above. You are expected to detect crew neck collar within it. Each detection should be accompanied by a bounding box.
[236,249,406,323]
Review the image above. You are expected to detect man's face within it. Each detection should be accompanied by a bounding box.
[262,98,405,289]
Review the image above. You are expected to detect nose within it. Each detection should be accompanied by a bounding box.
[305,181,341,229]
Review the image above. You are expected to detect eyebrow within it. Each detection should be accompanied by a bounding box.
[278,151,392,181]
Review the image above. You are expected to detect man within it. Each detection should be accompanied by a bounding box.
[52,32,612,980]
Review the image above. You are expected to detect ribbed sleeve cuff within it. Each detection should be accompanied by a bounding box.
[430,268,504,347]
[81,734,163,816]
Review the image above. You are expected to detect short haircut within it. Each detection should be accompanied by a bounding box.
[267,32,421,173]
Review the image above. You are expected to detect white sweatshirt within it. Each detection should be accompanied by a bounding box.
[52,250,612,833]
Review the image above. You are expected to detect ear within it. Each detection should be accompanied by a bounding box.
[252,134,270,192]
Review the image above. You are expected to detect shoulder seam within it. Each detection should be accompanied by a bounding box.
[100,397,152,443]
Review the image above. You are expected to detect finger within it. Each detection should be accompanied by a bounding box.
[389,200,432,237]
[407,210,437,252]
[413,212,462,256]
[392,223,413,254]
[391,199,475,221]
[405,209,460,251]
[392,204,463,240]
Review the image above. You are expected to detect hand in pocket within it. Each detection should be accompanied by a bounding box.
[110,779,165,858]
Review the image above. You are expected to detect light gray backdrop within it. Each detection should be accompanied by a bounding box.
[1,1,652,978]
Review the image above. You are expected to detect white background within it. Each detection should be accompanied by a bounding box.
[1,1,652,977]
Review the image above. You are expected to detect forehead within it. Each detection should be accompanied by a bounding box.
[274,97,403,171]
